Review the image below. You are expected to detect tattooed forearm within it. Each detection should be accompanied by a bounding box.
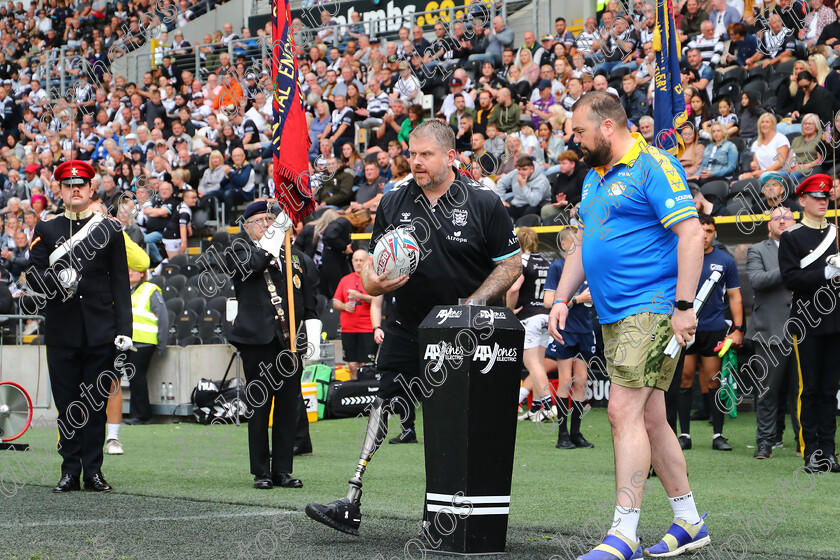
[471,254,522,304]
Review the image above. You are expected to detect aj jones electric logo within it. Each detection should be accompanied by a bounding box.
[473,343,518,374]
[424,342,466,361]
[436,308,462,324]
[478,310,508,321]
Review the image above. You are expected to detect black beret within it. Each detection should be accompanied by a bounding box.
[242,200,268,221]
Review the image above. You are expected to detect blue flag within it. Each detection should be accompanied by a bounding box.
[653,0,686,157]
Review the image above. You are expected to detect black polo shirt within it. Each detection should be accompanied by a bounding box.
[370,168,520,334]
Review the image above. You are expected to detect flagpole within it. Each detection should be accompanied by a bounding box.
[284,228,296,352]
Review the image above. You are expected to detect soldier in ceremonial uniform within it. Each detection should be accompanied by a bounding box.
[226,201,318,490]
[778,174,840,474]
[28,160,133,493]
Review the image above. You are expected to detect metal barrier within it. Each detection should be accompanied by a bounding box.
[0,314,45,346]
[43,0,532,96]
[47,36,271,102]
[291,0,520,46]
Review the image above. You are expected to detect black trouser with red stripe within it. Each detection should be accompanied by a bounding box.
[47,343,118,479]
[794,333,840,461]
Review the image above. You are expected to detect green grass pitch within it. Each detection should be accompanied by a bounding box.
[2,408,836,559]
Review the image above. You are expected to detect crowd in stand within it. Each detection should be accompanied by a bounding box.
[0,0,283,331]
[298,0,840,231]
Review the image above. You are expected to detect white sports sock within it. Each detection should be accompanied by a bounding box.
[107,423,120,441]
[518,387,530,404]
[669,492,701,524]
[610,506,641,542]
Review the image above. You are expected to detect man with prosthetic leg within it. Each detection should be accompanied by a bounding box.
[305,120,522,535]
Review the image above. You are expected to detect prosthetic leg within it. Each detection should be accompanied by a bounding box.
[304,396,391,536]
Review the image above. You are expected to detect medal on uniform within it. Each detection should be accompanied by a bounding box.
[293,275,301,289]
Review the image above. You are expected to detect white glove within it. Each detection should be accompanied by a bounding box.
[258,210,292,258]
[114,335,134,351]
[304,318,322,360]
[825,265,840,280]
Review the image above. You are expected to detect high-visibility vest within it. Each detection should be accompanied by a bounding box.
[131,282,161,345]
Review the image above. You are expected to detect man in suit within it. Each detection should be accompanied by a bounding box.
[746,206,800,459]
[226,201,318,489]
[28,160,132,493]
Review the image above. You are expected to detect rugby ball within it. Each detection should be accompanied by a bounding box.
[373,228,420,279]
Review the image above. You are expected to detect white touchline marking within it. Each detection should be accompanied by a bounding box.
[0,510,302,528]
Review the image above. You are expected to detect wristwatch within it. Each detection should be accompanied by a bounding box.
[675,300,694,311]
[732,325,745,333]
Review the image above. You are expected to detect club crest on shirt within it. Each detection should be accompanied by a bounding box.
[609,181,627,197]
[452,209,468,227]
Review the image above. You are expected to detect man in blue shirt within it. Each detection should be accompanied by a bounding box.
[543,236,597,450]
[549,93,708,559]
[677,215,743,453]
[727,23,758,67]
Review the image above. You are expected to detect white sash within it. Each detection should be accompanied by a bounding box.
[48,213,105,266]
[800,224,836,269]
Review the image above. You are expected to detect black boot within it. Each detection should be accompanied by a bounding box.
[569,401,594,448]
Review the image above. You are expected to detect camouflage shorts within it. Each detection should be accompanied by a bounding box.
[601,312,677,391]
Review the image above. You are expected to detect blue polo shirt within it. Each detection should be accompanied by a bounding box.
[577,133,698,324]
[697,247,740,331]
[545,258,592,334]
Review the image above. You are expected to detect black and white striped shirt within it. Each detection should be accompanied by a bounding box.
[683,35,724,67]
[366,91,390,119]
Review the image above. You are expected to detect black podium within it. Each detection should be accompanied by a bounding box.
[418,305,525,556]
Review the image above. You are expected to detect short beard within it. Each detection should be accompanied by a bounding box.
[581,133,612,168]
[415,162,451,190]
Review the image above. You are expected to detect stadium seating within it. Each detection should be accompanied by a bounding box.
[207,296,228,318]
[514,214,541,227]
[166,275,187,294]
[162,286,181,301]
[700,180,729,203]
[165,297,185,316]
[161,265,181,279]
[185,297,206,316]
[720,67,745,86]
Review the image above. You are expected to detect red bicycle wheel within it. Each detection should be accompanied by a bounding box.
[0,381,33,442]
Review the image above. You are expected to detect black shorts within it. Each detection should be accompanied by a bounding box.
[375,322,421,401]
[684,329,728,357]
[341,332,377,363]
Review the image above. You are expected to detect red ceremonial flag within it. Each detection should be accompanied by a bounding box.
[272,0,315,223]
